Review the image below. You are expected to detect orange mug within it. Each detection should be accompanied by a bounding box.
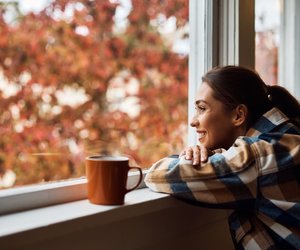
[85,155,143,205]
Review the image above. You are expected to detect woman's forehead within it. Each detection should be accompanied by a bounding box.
[195,82,214,102]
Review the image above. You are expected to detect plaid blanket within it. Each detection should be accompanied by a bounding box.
[145,108,300,250]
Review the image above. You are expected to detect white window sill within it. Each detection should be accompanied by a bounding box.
[0,187,234,250]
[0,188,170,237]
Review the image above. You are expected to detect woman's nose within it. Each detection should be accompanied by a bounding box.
[190,116,198,127]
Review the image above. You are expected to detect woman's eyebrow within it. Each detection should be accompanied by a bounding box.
[195,100,208,105]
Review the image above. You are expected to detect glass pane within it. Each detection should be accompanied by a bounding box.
[0,0,189,189]
[255,0,281,85]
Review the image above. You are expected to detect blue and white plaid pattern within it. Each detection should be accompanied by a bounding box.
[145,108,300,249]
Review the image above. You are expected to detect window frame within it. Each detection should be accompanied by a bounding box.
[279,0,300,99]
[0,0,255,215]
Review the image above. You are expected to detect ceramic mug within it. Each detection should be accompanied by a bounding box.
[85,155,143,205]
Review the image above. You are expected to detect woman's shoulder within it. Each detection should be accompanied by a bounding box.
[247,107,300,137]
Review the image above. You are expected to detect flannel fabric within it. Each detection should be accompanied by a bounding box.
[145,108,300,250]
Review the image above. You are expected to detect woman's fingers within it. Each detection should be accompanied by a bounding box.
[198,144,209,162]
[192,147,201,165]
[180,145,211,165]
[179,150,186,157]
[181,146,201,165]
[186,147,195,161]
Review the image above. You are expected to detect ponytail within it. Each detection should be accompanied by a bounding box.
[267,85,300,128]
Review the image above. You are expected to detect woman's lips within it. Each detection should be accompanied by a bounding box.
[197,131,206,140]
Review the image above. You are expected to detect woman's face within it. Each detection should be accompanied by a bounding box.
[190,82,243,150]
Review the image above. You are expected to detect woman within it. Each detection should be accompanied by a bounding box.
[145,66,300,250]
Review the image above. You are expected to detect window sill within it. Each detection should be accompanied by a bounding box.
[0,188,234,250]
[0,188,169,237]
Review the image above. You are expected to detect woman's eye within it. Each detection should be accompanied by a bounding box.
[195,106,205,113]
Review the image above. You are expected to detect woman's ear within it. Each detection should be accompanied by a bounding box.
[232,104,248,127]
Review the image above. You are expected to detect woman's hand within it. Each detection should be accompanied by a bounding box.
[180,145,216,165]
[179,145,210,165]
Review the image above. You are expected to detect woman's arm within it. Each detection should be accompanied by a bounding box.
[145,137,258,208]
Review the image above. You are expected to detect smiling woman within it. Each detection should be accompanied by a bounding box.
[145,65,300,250]
[0,0,189,189]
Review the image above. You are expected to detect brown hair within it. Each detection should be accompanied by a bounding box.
[202,65,300,128]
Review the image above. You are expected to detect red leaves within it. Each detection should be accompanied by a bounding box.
[106,37,126,58]
[0,0,188,188]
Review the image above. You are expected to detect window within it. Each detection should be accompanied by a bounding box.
[0,0,189,190]
[255,0,280,85]
[0,0,259,214]
[255,0,300,99]
[279,0,300,99]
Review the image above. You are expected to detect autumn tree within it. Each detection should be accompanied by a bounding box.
[0,0,188,188]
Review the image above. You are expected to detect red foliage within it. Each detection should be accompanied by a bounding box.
[0,0,188,188]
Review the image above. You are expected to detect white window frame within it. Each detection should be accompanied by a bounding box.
[0,0,255,215]
[279,0,300,100]
[218,0,255,68]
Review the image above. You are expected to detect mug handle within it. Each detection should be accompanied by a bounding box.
[126,166,143,193]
